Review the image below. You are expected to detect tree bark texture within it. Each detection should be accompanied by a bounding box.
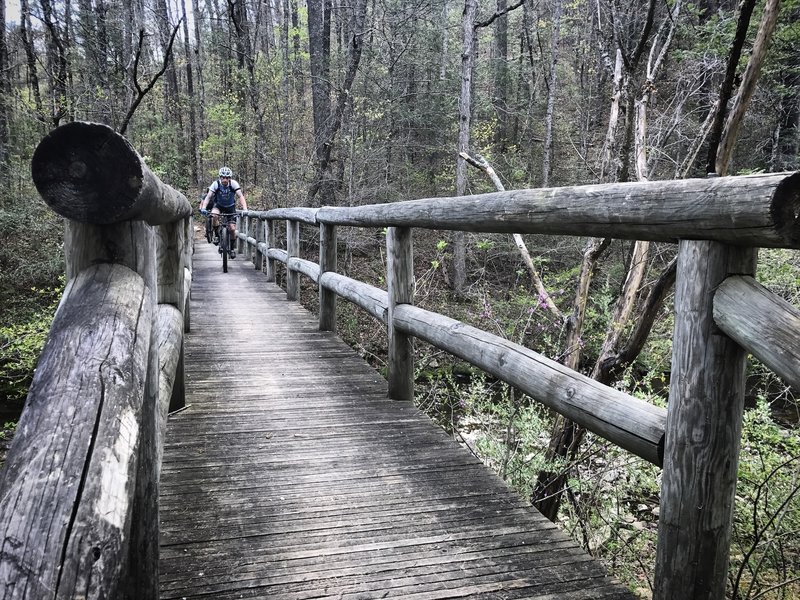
[654,242,757,600]
[315,172,800,248]
[0,264,153,599]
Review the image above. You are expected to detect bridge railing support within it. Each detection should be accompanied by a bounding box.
[386,227,414,401]
[0,122,193,600]
[319,223,338,331]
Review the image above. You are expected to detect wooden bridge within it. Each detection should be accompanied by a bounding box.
[1,122,799,599]
[158,241,636,599]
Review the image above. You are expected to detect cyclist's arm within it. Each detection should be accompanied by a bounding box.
[200,187,214,211]
[236,188,248,212]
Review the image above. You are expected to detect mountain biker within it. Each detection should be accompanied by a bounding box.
[200,167,248,259]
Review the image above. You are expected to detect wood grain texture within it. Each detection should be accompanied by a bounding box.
[287,256,321,283]
[393,304,665,465]
[157,220,186,307]
[31,122,191,226]
[387,227,414,401]
[318,223,337,331]
[265,207,320,223]
[286,220,300,301]
[713,275,800,390]
[0,264,153,599]
[319,271,389,324]
[158,241,637,600]
[315,171,800,247]
[655,241,756,600]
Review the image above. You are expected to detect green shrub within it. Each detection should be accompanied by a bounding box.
[0,290,60,405]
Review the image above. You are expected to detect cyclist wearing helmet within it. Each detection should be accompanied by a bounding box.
[200,167,248,259]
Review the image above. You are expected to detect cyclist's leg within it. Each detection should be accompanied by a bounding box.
[228,220,237,258]
[211,208,223,252]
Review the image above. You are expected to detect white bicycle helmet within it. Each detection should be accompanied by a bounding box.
[218,166,233,177]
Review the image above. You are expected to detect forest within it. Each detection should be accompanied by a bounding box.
[0,0,798,597]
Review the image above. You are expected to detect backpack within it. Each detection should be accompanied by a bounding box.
[213,178,240,209]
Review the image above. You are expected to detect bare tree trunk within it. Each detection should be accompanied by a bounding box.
[181,0,199,185]
[705,0,757,174]
[280,0,293,200]
[599,50,624,181]
[492,0,508,149]
[39,0,69,126]
[308,0,368,205]
[20,0,44,119]
[0,0,9,185]
[715,0,781,175]
[154,0,181,124]
[541,0,563,187]
[191,0,207,157]
[453,0,478,295]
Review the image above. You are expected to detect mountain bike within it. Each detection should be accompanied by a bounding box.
[215,213,237,273]
[204,212,215,244]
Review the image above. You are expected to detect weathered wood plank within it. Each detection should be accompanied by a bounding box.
[318,222,337,331]
[316,171,800,247]
[394,304,665,465]
[319,271,388,323]
[387,226,414,400]
[713,274,800,390]
[158,241,637,600]
[655,241,756,600]
[31,121,191,225]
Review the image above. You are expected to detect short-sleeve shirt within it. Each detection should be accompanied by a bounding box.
[208,179,241,210]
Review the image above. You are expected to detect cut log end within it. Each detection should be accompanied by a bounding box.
[32,122,144,224]
[772,172,800,247]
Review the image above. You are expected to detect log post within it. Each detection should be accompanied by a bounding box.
[286,220,300,301]
[156,220,186,414]
[654,241,757,600]
[386,227,415,401]
[265,219,276,282]
[183,216,193,333]
[243,214,251,260]
[255,217,265,272]
[319,223,338,331]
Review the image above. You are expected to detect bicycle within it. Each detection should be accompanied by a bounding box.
[214,213,237,273]
[204,212,215,244]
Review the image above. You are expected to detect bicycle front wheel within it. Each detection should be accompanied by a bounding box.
[220,227,229,273]
[205,218,213,243]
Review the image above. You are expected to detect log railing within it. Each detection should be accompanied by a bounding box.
[0,122,193,599]
[235,169,800,600]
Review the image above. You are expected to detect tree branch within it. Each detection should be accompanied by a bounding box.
[119,21,183,136]
[475,0,525,29]
[460,151,563,321]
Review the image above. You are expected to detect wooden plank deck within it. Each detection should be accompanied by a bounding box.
[158,239,638,600]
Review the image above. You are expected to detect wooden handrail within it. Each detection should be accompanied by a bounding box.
[0,123,193,599]
[32,122,192,226]
[311,171,800,247]
[242,167,800,600]
[714,275,800,389]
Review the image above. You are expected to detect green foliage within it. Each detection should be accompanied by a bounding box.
[200,94,248,173]
[0,202,65,324]
[0,291,60,404]
[729,399,800,599]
